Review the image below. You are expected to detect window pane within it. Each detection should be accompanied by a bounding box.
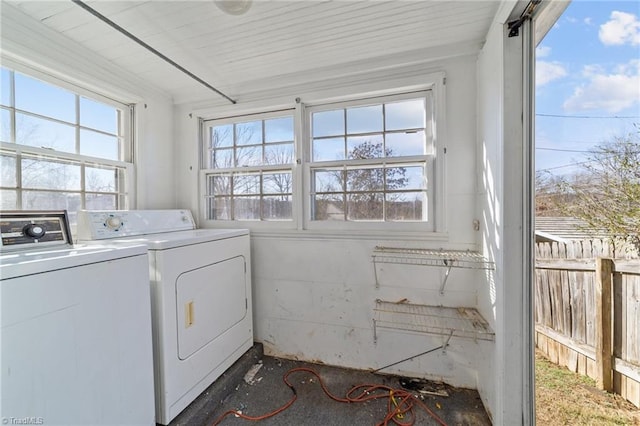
[264,143,293,165]
[86,166,117,192]
[347,136,383,159]
[347,105,382,134]
[347,168,384,192]
[211,125,233,148]
[313,194,344,220]
[385,99,425,130]
[265,117,293,143]
[313,110,344,137]
[0,154,16,187]
[212,148,233,168]
[235,121,262,145]
[15,73,75,123]
[80,129,119,160]
[386,166,425,190]
[22,158,81,190]
[208,175,231,195]
[210,196,231,220]
[313,137,345,161]
[234,174,260,195]
[263,172,292,195]
[386,192,424,221]
[347,193,383,220]
[86,193,117,210]
[234,196,260,220]
[1,190,17,209]
[386,131,426,157]
[22,191,81,211]
[235,146,261,167]
[16,113,75,153]
[80,97,118,134]
[314,169,343,193]
[262,195,292,220]
[1,108,11,142]
[1,69,11,107]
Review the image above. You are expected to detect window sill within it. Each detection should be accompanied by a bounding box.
[245,228,449,242]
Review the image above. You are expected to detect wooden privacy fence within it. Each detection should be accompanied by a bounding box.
[535,240,640,408]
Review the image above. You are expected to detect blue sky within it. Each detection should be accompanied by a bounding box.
[535,0,640,176]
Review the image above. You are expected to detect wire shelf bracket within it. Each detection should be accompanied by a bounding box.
[373,299,495,343]
[372,246,495,293]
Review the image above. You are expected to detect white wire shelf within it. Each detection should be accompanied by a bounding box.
[371,246,495,292]
[372,246,495,269]
[373,300,495,342]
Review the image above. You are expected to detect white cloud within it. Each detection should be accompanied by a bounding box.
[536,45,551,58]
[599,11,640,46]
[563,60,640,113]
[536,61,568,86]
[584,17,592,26]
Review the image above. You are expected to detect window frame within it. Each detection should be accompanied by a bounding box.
[0,64,134,215]
[200,109,298,229]
[198,73,446,236]
[303,90,437,232]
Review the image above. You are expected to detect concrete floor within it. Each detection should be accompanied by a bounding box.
[169,344,491,426]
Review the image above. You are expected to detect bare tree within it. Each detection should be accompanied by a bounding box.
[535,171,572,216]
[555,130,640,250]
[314,140,409,220]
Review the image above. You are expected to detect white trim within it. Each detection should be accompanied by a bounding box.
[0,142,129,169]
[303,86,441,232]
[433,71,447,233]
[293,101,305,230]
[240,227,451,243]
[0,64,134,211]
[197,75,446,236]
[1,58,133,110]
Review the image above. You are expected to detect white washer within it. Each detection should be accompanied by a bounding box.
[76,210,253,425]
[0,211,155,425]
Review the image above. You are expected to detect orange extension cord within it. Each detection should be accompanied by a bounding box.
[211,367,448,426]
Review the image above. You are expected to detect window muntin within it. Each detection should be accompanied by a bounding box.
[200,89,438,231]
[0,67,131,212]
[309,92,433,223]
[203,112,295,221]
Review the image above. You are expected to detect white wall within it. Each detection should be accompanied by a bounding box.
[476,13,505,422]
[0,3,176,210]
[175,53,494,388]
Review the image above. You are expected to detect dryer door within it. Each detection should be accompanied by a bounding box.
[176,255,247,360]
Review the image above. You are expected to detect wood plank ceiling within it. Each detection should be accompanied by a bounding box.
[9,1,500,105]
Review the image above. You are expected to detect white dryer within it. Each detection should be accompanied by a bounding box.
[0,210,155,425]
[76,210,253,425]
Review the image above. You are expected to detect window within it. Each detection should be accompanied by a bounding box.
[202,111,295,221]
[0,67,132,217]
[200,86,440,233]
[308,92,433,225]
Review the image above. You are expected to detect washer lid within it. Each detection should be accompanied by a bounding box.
[95,228,249,250]
[0,244,148,280]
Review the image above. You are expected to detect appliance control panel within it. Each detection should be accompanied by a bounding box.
[76,209,196,240]
[0,210,73,250]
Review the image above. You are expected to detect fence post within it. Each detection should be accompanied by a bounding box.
[595,257,614,392]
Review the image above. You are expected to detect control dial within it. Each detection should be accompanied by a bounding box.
[104,215,124,231]
[23,223,46,239]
